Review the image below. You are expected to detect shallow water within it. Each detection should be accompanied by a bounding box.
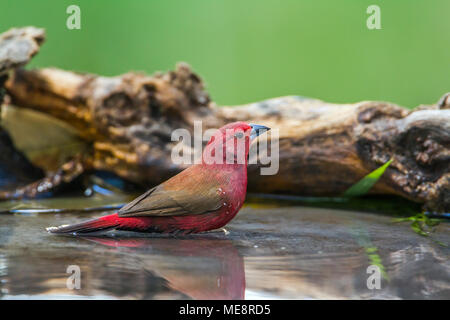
[0,203,449,299]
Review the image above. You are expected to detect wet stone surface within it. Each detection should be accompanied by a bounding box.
[0,205,449,299]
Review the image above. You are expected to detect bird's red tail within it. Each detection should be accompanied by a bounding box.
[46,213,121,234]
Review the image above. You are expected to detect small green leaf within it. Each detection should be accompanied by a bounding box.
[411,220,428,236]
[343,159,393,197]
[393,216,414,223]
[425,218,441,227]
[393,212,447,246]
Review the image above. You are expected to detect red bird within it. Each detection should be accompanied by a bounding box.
[47,122,270,235]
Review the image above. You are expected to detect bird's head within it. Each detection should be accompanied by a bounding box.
[203,122,270,165]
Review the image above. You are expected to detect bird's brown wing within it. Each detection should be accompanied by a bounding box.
[117,168,225,217]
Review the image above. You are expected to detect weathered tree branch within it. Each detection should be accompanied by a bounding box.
[1,27,449,212]
[5,66,449,212]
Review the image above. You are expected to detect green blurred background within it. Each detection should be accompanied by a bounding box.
[1,0,449,108]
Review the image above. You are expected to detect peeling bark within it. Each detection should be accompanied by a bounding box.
[0,26,45,77]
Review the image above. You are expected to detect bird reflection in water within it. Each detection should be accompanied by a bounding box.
[83,236,246,300]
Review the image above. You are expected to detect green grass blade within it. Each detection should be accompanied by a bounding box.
[392,213,447,246]
[343,159,393,197]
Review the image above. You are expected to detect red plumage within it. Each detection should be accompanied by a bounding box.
[47,122,269,235]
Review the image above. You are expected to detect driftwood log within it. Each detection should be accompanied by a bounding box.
[1,27,449,212]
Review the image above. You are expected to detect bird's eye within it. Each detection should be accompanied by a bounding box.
[234,132,244,139]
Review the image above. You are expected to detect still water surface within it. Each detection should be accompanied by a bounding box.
[0,203,449,299]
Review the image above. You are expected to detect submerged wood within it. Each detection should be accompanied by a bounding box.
[0,27,449,212]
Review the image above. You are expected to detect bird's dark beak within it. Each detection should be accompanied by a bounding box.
[250,124,270,140]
